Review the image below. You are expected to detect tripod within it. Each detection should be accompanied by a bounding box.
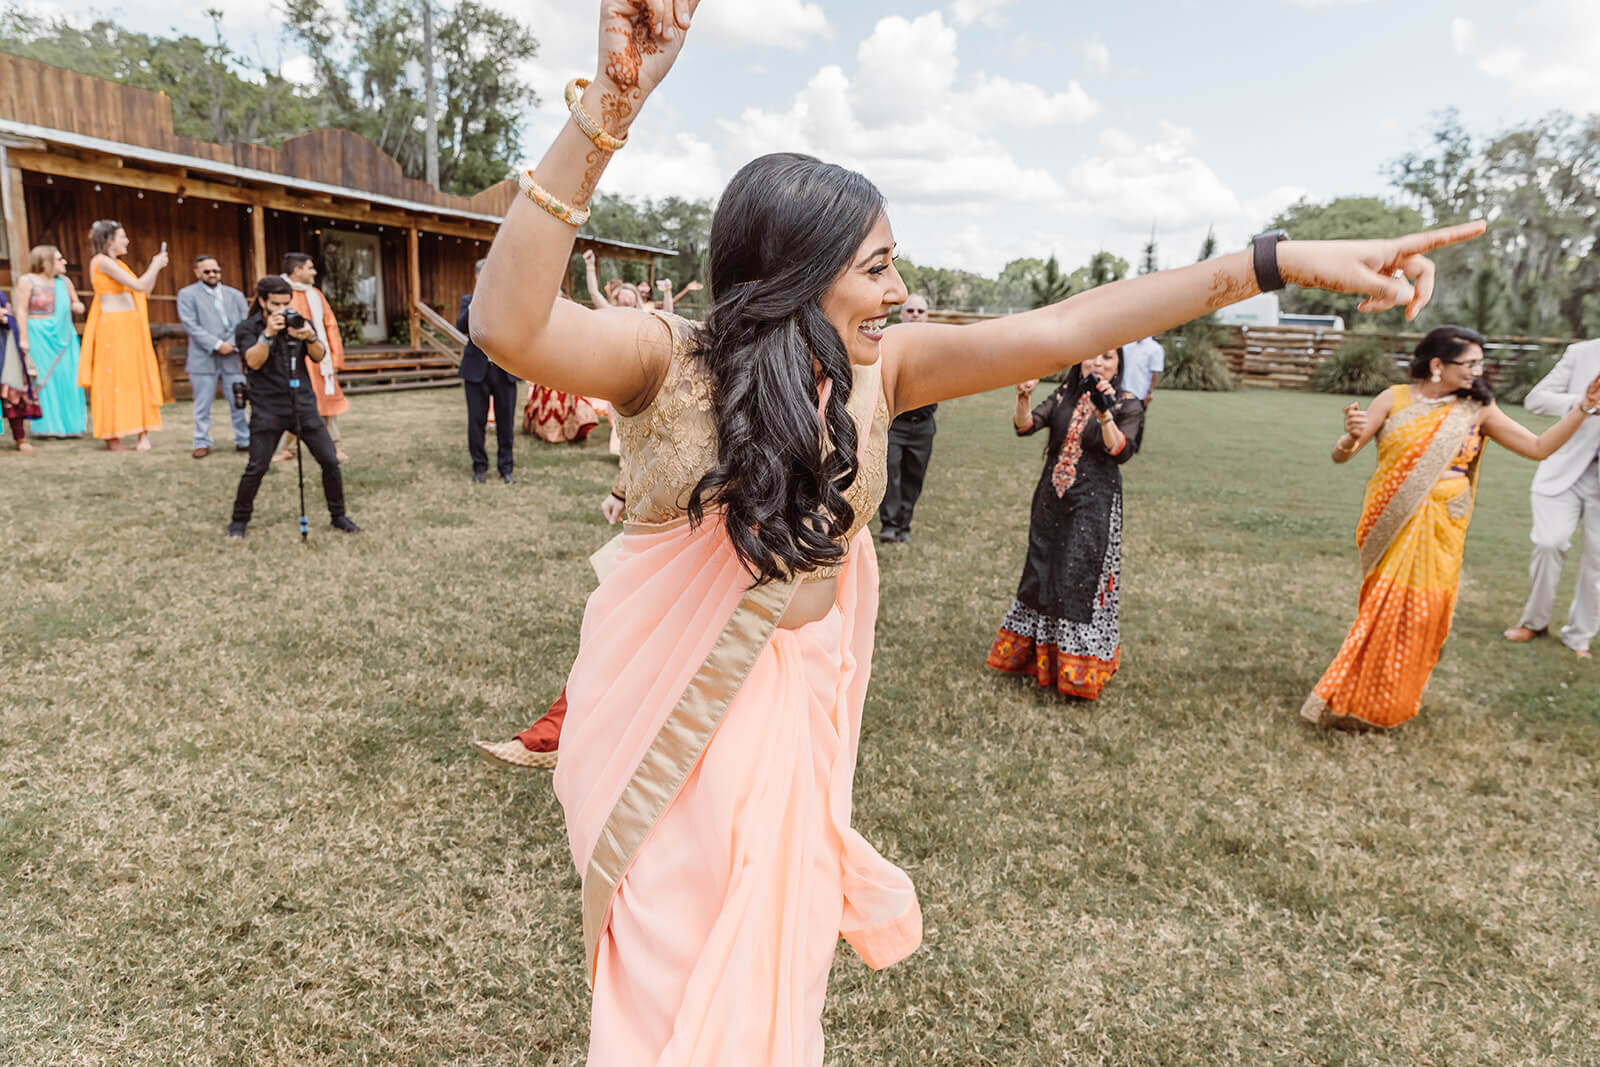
[281,339,310,542]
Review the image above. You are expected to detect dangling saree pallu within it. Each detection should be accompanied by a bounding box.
[554,519,921,1066]
[1302,387,1483,729]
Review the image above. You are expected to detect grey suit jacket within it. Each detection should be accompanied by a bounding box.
[1524,338,1600,497]
[177,281,250,375]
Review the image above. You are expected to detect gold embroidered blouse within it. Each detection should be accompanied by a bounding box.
[616,311,889,579]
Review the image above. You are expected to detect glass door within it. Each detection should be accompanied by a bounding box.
[320,229,387,343]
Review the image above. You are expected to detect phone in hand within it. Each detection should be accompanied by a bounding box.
[160,241,167,253]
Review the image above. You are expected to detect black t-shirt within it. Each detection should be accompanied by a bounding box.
[235,310,320,419]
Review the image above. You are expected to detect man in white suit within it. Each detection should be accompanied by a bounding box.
[1505,339,1600,657]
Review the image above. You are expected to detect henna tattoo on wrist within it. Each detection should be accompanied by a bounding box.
[1204,265,1255,311]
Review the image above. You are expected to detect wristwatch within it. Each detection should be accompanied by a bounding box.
[1252,229,1289,292]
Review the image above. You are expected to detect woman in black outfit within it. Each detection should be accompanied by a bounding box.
[987,347,1145,700]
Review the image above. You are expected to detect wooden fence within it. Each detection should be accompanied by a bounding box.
[1219,325,1577,390]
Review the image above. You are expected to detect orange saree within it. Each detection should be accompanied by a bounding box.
[78,262,163,440]
[1302,386,1484,729]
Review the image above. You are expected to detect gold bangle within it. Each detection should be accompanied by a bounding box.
[564,78,628,152]
[517,170,590,227]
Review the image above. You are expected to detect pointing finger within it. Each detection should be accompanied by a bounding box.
[1400,253,1435,321]
[1394,220,1487,256]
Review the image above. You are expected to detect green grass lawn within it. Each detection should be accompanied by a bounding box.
[4,385,1597,1065]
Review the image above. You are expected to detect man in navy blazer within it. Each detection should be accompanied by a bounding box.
[176,254,251,458]
[459,257,521,483]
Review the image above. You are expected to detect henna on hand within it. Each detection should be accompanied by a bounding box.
[1204,265,1255,311]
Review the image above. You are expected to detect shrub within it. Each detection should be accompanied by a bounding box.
[1162,316,1234,391]
[1311,333,1403,395]
[1497,350,1559,405]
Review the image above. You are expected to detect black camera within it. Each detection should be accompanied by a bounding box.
[232,380,249,410]
[281,308,307,331]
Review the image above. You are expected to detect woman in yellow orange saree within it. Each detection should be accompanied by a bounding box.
[79,220,168,451]
[1304,327,1600,730]
[471,4,1485,1062]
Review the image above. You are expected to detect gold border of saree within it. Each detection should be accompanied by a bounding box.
[1359,390,1483,575]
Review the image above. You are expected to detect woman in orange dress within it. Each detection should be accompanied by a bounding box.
[1303,326,1600,730]
[470,5,1485,1062]
[78,220,168,451]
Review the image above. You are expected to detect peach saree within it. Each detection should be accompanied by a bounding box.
[1302,386,1484,729]
[552,312,921,1065]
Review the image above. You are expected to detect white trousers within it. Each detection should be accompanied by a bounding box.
[1518,459,1600,651]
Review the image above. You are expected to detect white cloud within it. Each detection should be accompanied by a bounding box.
[948,0,1016,27]
[714,13,1099,222]
[1082,37,1111,76]
[1451,4,1600,112]
[278,55,316,86]
[1286,0,1377,7]
[694,0,831,50]
[603,130,726,203]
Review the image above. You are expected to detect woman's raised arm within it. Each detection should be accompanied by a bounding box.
[883,223,1486,415]
[471,0,696,415]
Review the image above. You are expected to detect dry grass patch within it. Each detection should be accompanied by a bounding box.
[4,386,1597,1064]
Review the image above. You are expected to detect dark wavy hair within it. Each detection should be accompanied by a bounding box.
[687,153,886,585]
[1410,325,1494,405]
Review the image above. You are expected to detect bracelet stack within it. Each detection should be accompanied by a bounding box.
[518,170,590,227]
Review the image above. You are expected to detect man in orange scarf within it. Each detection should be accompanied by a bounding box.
[275,252,350,461]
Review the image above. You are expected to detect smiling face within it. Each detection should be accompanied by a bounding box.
[614,285,639,308]
[818,212,908,367]
[1434,343,1485,392]
[110,228,130,257]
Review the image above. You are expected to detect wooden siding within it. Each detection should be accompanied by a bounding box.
[0,52,499,215]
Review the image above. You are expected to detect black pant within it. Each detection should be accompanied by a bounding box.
[465,368,518,475]
[232,406,346,524]
[879,415,936,536]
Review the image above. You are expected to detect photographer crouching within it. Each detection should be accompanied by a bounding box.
[227,276,362,540]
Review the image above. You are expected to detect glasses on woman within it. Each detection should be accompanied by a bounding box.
[1449,358,1485,370]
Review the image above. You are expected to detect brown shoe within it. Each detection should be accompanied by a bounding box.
[192,447,210,459]
[1504,625,1547,643]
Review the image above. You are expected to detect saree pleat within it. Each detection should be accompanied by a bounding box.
[1303,387,1481,728]
[556,522,920,1066]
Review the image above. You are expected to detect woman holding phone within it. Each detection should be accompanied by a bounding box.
[988,348,1144,700]
[80,221,167,450]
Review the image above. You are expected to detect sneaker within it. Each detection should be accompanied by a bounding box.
[472,470,487,484]
[501,472,515,484]
[226,522,247,539]
[330,516,363,534]
[235,444,250,452]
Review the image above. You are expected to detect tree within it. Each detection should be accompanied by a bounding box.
[279,0,538,193]
[1461,256,1509,337]
[1139,233,1158,275]
[1196,228,1218,262]
[1029,255,1073,308]
[582,193,715,306]
[995,257,1046,310]
[0,10,317,145]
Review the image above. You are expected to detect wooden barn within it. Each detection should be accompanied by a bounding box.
[0,53,675,395]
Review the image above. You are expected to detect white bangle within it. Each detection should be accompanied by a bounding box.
[1582,403,1599,416]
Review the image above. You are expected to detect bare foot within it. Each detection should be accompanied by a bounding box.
[1503,625,1545,643]
[271,449,293,463]
[135,433,151,452]
[1576,648,1592,660]
[106,438,127,452]
[335,449,349,462]
[17,440,34,453]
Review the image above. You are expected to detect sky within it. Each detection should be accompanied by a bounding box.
[94,0,1600,278]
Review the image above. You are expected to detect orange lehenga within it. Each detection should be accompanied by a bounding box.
[78,261,163,440]
[1302,385,1485,729]
[554,312,920,1065]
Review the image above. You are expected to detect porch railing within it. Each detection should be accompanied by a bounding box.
[414,300,466,366]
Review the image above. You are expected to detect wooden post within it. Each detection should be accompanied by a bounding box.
[3,162,29,271]
[407,226,421,349]
[249,201,267,283]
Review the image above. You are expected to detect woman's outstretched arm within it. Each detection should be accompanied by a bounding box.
[471,1,696,414]
[1481,374,1600,459]
[882,224,1485,416]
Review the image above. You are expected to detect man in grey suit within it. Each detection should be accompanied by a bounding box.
[1506,338,1600,656]
[177,254,251,458]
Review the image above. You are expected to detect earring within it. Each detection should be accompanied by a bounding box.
[1431,371,1441,383]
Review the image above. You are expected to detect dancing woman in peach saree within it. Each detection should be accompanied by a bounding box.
[1303,327,1600,731]
[470,4,1485,1061]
